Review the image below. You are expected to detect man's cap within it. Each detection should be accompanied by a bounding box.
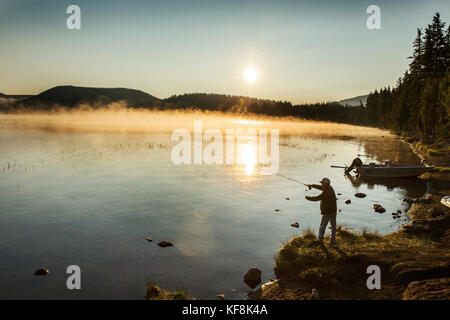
[320,177,331,184]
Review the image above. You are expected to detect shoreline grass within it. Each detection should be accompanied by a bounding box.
[145,283,192,300]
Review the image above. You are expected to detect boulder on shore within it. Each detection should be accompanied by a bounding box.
[402,278,450,300]
[310,288,320,300]
[355,193,367,198]
[244,267,262,289]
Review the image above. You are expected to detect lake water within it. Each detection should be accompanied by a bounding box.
[0,112,434,299]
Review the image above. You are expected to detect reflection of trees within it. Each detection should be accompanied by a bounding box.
[344,173,427,198]
[359,136,421,165]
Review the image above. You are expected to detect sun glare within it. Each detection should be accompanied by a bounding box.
[243,67,258,83]
[241,143,257,175]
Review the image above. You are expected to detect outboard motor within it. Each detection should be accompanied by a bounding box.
[345,157,363,174]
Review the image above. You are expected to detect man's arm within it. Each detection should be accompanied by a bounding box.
[308,184,323,191]
[305,192,324,201]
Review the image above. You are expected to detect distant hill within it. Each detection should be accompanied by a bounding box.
[3,94,33,100]
[21,86,160,109]
[2,86,371,127]
[338,94,368,106]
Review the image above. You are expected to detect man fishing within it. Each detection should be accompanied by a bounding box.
[305,177,338,246]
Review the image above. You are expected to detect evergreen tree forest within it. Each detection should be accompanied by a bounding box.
[364,12,449,143]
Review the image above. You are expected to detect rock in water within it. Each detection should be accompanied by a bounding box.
[285,197,290,200]
[157,241,173,247]
[372,204,386,213]
[146,237,153,242]
[344,199,351,204]
[355,193,367,198]
[217,294,225,300]
[291,222,299,228]
[35,268,49,276]
[244,267,262,289]
[310,288,320,300]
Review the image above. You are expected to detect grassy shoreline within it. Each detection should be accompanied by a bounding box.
[145,283,193,300]
[401,136,450,180]
[258,193,450,300]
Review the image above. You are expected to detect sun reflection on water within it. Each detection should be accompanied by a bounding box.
[240,143,257,175]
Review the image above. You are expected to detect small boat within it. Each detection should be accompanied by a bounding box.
[340,157,434,178]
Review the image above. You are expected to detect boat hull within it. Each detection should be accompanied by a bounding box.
[356,166,433,178]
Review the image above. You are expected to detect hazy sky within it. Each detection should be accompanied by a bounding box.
[0,0,449,103]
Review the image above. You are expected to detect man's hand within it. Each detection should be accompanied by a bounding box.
[307,184,312,190]
[305,196,311,200]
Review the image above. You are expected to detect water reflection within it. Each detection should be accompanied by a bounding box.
[175,212,216,257]
[240,143,257,175]
[345,173,428,197]
[358,136,422,165]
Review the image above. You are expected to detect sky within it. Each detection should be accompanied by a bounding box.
[0,0,449,103]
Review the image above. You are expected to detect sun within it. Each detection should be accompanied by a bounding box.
[243,67,258,83]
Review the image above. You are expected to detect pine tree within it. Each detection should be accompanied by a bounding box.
[409,28,424,76]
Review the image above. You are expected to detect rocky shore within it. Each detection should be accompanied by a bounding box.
[257,207,449,300]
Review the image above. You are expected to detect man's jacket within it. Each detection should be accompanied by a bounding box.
[305,184,337,215]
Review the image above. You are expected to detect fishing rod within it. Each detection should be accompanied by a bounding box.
[259,167,310,187]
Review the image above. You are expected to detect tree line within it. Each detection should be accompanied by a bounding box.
[364,12,449,143]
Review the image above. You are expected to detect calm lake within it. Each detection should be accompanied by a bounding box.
[0,111,435,299]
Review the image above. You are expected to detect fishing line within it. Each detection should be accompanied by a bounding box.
[259,167,309,186]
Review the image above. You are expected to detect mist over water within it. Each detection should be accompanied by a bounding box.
[0,106,387,136]
[0,109,428,299]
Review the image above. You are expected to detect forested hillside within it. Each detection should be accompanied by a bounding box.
[365,12,449,143]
